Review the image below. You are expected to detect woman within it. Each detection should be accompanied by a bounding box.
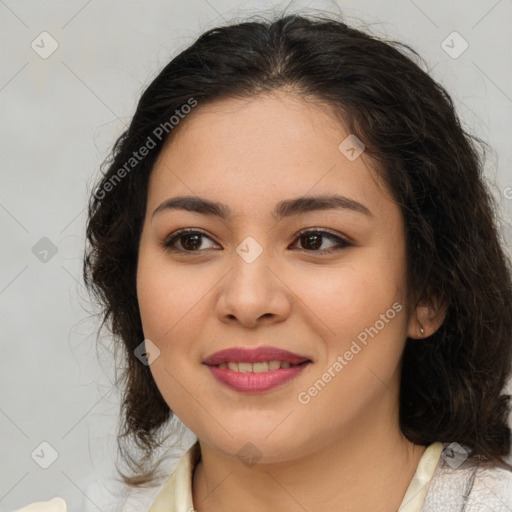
[16,11,512,512]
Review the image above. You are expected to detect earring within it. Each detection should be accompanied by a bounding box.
[419,325,425,335]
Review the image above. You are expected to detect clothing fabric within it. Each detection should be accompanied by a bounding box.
[148,441,512,511]
[147,441,443,512]
[12,441,512,512]
[11,497,67,512]
[421,454,512,511]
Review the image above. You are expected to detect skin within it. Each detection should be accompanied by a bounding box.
[136,91,444,512]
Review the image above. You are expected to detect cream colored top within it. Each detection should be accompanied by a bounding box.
[148,441,444,512]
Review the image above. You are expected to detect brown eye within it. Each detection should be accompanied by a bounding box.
[163,229,219,252]
[300,233,323,250]
[293,229,352,254]
[180,233,202,251]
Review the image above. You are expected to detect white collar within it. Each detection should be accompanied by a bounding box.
[148,441,443,512]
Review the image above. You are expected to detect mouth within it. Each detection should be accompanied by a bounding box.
[210,360,310,372]
[203,346,312,393]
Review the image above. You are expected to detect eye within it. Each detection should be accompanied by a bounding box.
[161,228,352,254]
[290,229,352,254]
[162,228,220,252]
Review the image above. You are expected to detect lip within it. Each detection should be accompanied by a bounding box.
[207,362,310,393]
[203,346,311,366]
[203,346,312,394]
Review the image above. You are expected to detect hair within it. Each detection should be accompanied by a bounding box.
[83,11,512,487]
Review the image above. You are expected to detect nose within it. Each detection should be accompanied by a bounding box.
[215,249,292,329]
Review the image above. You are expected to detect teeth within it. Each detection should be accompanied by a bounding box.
[238,362,252,373]
[253,362,269,373]
[217,360,300,372]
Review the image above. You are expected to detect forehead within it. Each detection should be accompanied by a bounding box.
[148,92,396,221]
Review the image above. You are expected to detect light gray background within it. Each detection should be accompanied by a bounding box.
[1,0,512,510]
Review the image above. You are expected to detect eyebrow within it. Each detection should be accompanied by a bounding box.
[152,194,373,221]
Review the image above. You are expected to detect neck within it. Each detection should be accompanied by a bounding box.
[192,399,426,512]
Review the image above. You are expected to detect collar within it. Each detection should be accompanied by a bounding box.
[148,441,443,512]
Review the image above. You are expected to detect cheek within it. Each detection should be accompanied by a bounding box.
[288,252,407,338]
[289,249,409,406]
[136,255,210,419]
[137,252,207,341]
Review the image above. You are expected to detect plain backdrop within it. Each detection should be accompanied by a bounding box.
[1,0,512,510]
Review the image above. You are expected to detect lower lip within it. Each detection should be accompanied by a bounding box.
[206,363,310,393]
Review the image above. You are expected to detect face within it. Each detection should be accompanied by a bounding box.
[136,91,419,463]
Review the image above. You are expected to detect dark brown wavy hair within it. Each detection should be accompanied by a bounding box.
[83,11,512,487]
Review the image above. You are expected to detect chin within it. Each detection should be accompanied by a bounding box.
[198,428,314,465]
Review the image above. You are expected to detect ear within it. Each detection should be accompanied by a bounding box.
[406,300,447,339]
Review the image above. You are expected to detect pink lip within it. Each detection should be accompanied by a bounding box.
[207,363,310,393]
[203,346,310,366]
[203,346,311,393]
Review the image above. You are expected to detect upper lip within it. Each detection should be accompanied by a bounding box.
[203,346,311,366]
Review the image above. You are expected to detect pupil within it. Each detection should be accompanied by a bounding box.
[303,233,322,250]
[182,234,201,250]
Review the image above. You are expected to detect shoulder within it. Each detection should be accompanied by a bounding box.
[11,497,67,512]
[467,461,512,511]
[422,453,512,512]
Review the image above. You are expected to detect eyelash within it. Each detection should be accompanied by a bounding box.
[161,228,352,255]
